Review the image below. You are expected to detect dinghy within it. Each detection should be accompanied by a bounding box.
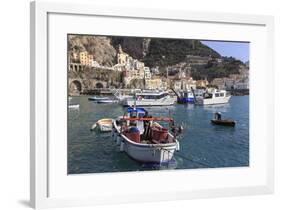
[211,112,236,126]
[211,119,236,126]
[91,118,113,132]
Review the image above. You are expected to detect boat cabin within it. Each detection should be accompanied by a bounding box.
[135,92,169,100]
[203,90,228,99]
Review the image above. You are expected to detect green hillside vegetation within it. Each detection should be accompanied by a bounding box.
[191,56,243,80]
[68,35,246,81]
[143,39,220,67]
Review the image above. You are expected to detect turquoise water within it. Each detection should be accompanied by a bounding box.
[68,95,249,174]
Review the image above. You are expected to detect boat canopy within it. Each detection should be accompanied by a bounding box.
[127,107,147,114]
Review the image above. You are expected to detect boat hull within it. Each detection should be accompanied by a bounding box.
[211,119,236,126]
[124,139,177,163]
[124,98,175,107]
[97,100,118,104]
[196,96,231,105]
[98,124,113,131]
[88,96,109,101]
[113,120,179,163]
[91,119,113,132]
[177,97,195,103]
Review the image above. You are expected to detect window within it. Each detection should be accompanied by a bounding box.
[215,93,220,97]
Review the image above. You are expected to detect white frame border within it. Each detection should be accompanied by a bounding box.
[30,1,274,209]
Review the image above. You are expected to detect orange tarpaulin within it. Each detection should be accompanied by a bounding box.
[122,117,173,121]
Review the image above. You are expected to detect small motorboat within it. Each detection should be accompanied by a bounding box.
[88,96,110,101]
[211,112,235,126]
[91,118,113,132]
[97,99,119,104]
[68,104,79,109]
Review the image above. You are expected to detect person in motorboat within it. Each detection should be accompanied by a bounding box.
[215,112,222,120]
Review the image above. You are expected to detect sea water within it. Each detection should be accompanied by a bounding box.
[68,95,249,174]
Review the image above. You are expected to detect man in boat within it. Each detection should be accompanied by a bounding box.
[215,112,222,120]
[142,111,152,140]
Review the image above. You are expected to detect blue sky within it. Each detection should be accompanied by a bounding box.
[201,41,249,63]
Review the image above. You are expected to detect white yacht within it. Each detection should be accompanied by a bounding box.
[123,91,175,106]
[196,89,231,105]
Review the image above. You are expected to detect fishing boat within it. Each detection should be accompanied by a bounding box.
[123,91,175,107]
[211,112,236,126]
[112,107,181,163]
[91,118,113,132]
[177,90,195,103]
[195,89,231,105]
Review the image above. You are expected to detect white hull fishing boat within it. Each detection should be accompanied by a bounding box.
[195,89,231,105]
[91,118,113,132]
[123,91,175,107]
[112,107,181,163]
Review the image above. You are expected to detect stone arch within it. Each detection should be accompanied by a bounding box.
[95,82,104,89]
[69,80,82,94]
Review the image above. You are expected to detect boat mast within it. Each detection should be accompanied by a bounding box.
[191,87,197,103]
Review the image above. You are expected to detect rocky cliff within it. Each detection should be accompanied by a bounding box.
[68,35,246,81]
[68,35,117,67]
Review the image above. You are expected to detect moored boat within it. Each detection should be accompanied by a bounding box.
[211,119,236,126]
[196,89,231,105]
[97,99,119,104]
[123,91,175,107]
[91,118,113,132]
[88,96,110,101]
[177,90,195,103]
[211,112,236,126]
[112,107,181,163]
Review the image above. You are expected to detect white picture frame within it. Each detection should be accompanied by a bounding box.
[30,0,274,209]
